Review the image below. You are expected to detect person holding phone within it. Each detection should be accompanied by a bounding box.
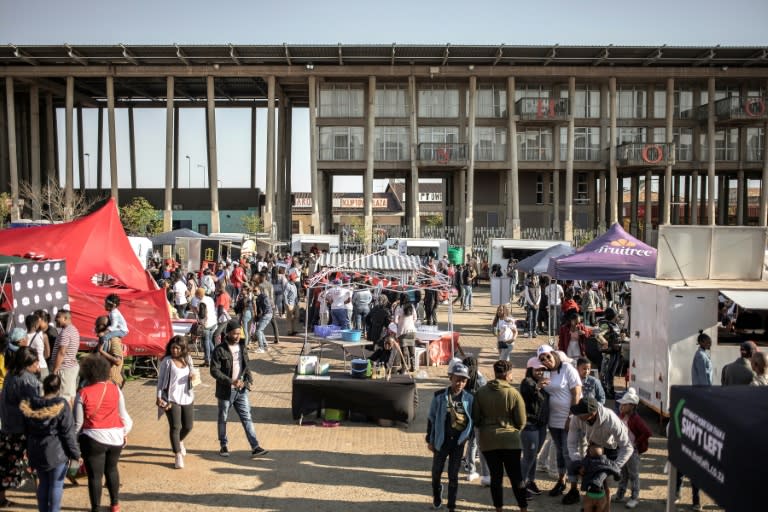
[519,356,550,498]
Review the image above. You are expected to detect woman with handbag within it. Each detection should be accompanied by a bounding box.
[156,336,197,469]
[74,354,133,512]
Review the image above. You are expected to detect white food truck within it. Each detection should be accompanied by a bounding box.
[629,225,768,416]
[488,238,572,273]
[291,234,340,254]
[381,238,449,258]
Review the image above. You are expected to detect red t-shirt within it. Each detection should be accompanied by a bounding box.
[216,292,232,312]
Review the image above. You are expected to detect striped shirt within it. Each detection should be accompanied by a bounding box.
[52,324,80,370]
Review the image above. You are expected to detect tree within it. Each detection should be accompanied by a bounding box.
[424,215,444,227]
[19,178,103,222]
[120,197,162,236]
[0,193,10,229]
[240,212,264,234]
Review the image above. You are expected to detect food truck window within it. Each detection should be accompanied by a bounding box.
[718,289,768,345]
[502,248,539,262]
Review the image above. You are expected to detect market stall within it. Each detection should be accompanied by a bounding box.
[0,255,69,332]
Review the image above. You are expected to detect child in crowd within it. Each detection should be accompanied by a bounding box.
[95,316,125,387]
[495,305,517,361]
[570,443,621,512]
[615,388,651,509]
[576,357,606,404]
[99,293,129,352]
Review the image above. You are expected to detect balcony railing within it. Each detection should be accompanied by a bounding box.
[475,144,507,161]
[690,96,768,122]
[418,143,468,164]
[516,98,569,121]
[616,143,676,167]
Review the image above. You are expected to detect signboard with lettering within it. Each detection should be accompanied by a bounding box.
[418,192,443,202]
[294,197,312,208]
[331,197,389,209]
[668,385,767,510]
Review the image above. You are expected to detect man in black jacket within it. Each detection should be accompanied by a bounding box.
[210,319,268,458]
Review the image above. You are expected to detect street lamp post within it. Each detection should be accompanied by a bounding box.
[197,164,206,188]
[83,153,91,189]
[185,155,191,188]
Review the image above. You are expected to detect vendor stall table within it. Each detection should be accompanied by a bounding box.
[291,372,416,424]
[308,334,368,370]
[415,330,462,365]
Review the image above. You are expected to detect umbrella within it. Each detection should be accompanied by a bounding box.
[515,243,575,274]
[149,228,207,246]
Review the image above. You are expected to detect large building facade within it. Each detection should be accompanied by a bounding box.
[1,44,767,250]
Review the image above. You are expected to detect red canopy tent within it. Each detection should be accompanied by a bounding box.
[0,199,171,356]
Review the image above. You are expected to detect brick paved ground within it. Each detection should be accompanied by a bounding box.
[7,288,722,511]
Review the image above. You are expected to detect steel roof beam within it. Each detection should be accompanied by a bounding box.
[642,46,664,66]
[441,43,451,66]
[283,43,292,65]
[693,46,718,67]
[543,44,558,66]
[175,44,190,66]
[228,43,242,65]
[493,44,505,66]
[119,44,139,65]
[10,44,37,66]
[744,48,768,67]
[593,46,611,67]
[391,43,396,66]
[338,43,343,65]
[64,44,88,66]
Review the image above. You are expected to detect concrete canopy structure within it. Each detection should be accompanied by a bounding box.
[2,44,768,251]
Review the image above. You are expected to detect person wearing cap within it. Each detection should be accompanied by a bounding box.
[614,388,651,508]
[537,343,583,503]
[210,319,268,459]
[721,340,758,386]
[519,356,550,499]
[567,397,634,504]
[426,362,474,511]
[471,360,528,512]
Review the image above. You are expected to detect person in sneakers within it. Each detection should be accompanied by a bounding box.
[460,356,489,485]
[569,443,621,512]
[567,397,635,506]
[519,356,550,499]
[538,344,582,503]
[156,336,197,469]
[426,363,474,512]
[210,319,268,458]
[522,275,541,339]
[614,388,650,509]
[472,360,528,512]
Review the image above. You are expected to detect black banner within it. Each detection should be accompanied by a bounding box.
[669,385,768,512]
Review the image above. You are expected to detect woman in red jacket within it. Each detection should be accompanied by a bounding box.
[557,310,591,359]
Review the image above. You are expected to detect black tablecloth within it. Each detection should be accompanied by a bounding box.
[291,373,417,424]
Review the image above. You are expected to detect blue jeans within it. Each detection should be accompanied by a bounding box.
[217,388,260,450]
[526,307,539,337]
[255,314,273,350]
[462,285,473,309]
[242,309,254,345]
[520,425,547,484]
[330,308,349,329]
[203,326,216,364]
[353,306,370,331]
[549,426,576,482]
[36,462,67,512]
[548,305,561,336]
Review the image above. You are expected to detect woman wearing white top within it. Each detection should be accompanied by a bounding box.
[24,312,49,379]
[495,305,517,361]
[156,336,197,469]
[397,296,417,372]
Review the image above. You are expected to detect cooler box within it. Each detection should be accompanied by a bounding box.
[350,358,371,378]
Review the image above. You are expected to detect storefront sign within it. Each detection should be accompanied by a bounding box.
[294,197,312,207]
[419,192,443,202]
[332,197,388,209]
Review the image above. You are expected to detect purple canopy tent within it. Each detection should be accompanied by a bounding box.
[546,224,657,281]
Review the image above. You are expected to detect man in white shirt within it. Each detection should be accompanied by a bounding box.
[544,276,564,337]
[172,272,189,318]
[326,279,351,329]
[195,287,218,366]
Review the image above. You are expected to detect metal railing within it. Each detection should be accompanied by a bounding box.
[616,142,675,167]
[516,98,569,121]
[475,144,507,161]
[692,96,768,121]
[418,143,468,163]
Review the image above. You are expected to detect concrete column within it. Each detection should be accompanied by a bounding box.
[276,95,286,238]
[77,108,85,191]
[206,75,220,234]
[690,171,699,224]
[598,171,606,229]
[598,83,609,231]
[308,76,321,233]
[163,76,175,231]
[250,107,257,190]
[718,176,728,225]
[506,76,521,238]
[707,77,716,225]
[672,175,680,224]
[284,105,293,239]
[265,76,276,236]
[96,108,103,190]
[106,76,118,201]
[658,174,666,224]
[736,169,745,225]
[45,94,55,188]
[608,77,618,225]
[173,107,179,190]
[761,118,768,226]
[564,76,576,241]
[29,84,41,220]
[457,170,466,238]
[684,175,691,224]
[552,170,561,234]
[407,75,421,236]
[465,76,477,252]
[364,76,376,252]
[663,77,674,224]
[630,175,639,235]
[4,78,20,221]
[644,171,653,240]
[64,77,74,216]
[128,107,137,189]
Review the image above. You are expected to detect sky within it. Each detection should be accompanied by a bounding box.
[2,0,767,193]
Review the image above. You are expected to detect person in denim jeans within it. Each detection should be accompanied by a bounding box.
[195,288,217,367]
[252,287,273,353]
[210,320,268,459]
[461,266,473,311]
[523,276,541,338]
[519,357,550,498]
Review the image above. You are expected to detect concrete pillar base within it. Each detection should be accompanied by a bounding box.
[464,218,473,261]
[563,220,573,243]
[163,210,173,232]
[364,216,373,254]
[211,210,221,235]
[511,221,521,239]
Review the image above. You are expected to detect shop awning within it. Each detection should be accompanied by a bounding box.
[720,289,768,310]
[316,253,422,271]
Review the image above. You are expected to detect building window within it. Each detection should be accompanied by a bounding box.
[616,127,647,145]
[319,127,364,160]
[652,127,692,161]
[675,88,694,118]
[515,84,551,102]
[517,128,553,161]
[617,86,647,119]
[576,173,589,204]
[701,87,740,105]
[319,84,364,117]
[374,126,409,160]
[559,127,601,161]
[418,126,460,144]
[746,127,765,161]
[653,88,666,119]
[476,86,507,118]
[418,85,459,118]
[561,85,600,118]
[475,127,507,161]
[700,128,739,161]
[536,174,545,204]
[375,85,407,117]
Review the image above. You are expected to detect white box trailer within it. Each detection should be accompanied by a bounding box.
[291,234,340,254]
[488,238,572,273]
[629,224,768,416]
[381,238,449,258]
